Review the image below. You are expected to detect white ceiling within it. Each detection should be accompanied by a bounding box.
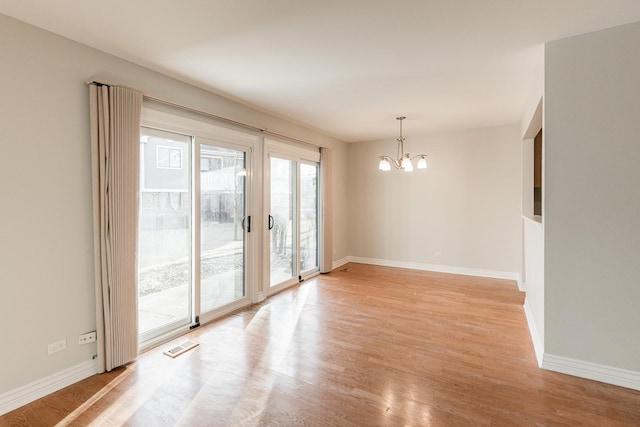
[2,1,640,142]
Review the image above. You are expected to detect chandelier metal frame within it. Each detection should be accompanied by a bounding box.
[378,116,428,172]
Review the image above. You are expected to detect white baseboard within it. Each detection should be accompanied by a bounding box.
[518,279,526,292]
[348,256,520,282]
[331,256,350,271]
[523,297,544,367]
[0,359,100,416]
[542,353,640,392]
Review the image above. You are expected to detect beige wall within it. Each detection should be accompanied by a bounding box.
[347,125,522,275]
[545,21,640,371]
[0,13,347,396]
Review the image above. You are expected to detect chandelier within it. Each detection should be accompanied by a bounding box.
[378,116,428,172]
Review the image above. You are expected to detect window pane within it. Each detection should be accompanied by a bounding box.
[270,157,296,286]
[169,148,182,168]
[300,163,318,272]
[138,128,191,335]
[201,144,246,312]
[157,147,170,168]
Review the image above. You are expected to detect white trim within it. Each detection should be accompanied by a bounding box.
[141,106,261,146]
[331,256,350,271]
[0,359,99,416]
[521,214,543,226]
[348,256,520,282]
[267,277,300,297]
[301,270,321,281]
[542,353,640,392]
[141,188,189,193]
[523,297,544,367]
[265,138,320,163]
[518,279,527,292]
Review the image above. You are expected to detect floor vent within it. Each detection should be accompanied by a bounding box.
[163,340,199,358]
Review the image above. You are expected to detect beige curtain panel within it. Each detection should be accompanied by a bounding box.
[320,147,333,273]
[89,83,143,372]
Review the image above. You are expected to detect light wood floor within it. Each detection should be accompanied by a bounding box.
[2,263,640,426]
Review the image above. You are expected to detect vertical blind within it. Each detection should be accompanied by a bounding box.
[320,147,333,273]
[90,84,143,372]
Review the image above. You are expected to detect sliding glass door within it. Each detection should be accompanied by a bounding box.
[199,142,247,313]
[138,128,193,340]
[266,142,320,293]
[299,163,319,273]
[137,112,321,345]
[138,119,255,348]
[269,157,296,286]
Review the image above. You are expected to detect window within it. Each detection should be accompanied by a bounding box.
[157,145,183,169]
[265,139,321,294]
[138,104,324,348]
[138,111,258,350]
[200,156,222,172]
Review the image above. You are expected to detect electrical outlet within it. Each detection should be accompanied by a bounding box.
[48,339,67,355]
[78,331,97,345]
[433,251,442,257]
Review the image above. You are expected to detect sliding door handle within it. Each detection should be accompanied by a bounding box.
[268,215,274,230]
[241,216,251,232]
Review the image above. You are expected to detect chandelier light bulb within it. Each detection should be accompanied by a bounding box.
[401,155,413,172]
[417,156,427,169]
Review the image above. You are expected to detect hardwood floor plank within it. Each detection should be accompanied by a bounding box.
[2,263,639,426]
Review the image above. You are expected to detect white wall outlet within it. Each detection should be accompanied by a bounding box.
[78,331,97,345]
[48,339,67,355]
[433,251,443,257]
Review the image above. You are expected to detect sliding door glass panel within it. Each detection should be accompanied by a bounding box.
[300,163,319,273]
[200,144,246,313]
[138,128,192,336]
[270,157,296,286]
